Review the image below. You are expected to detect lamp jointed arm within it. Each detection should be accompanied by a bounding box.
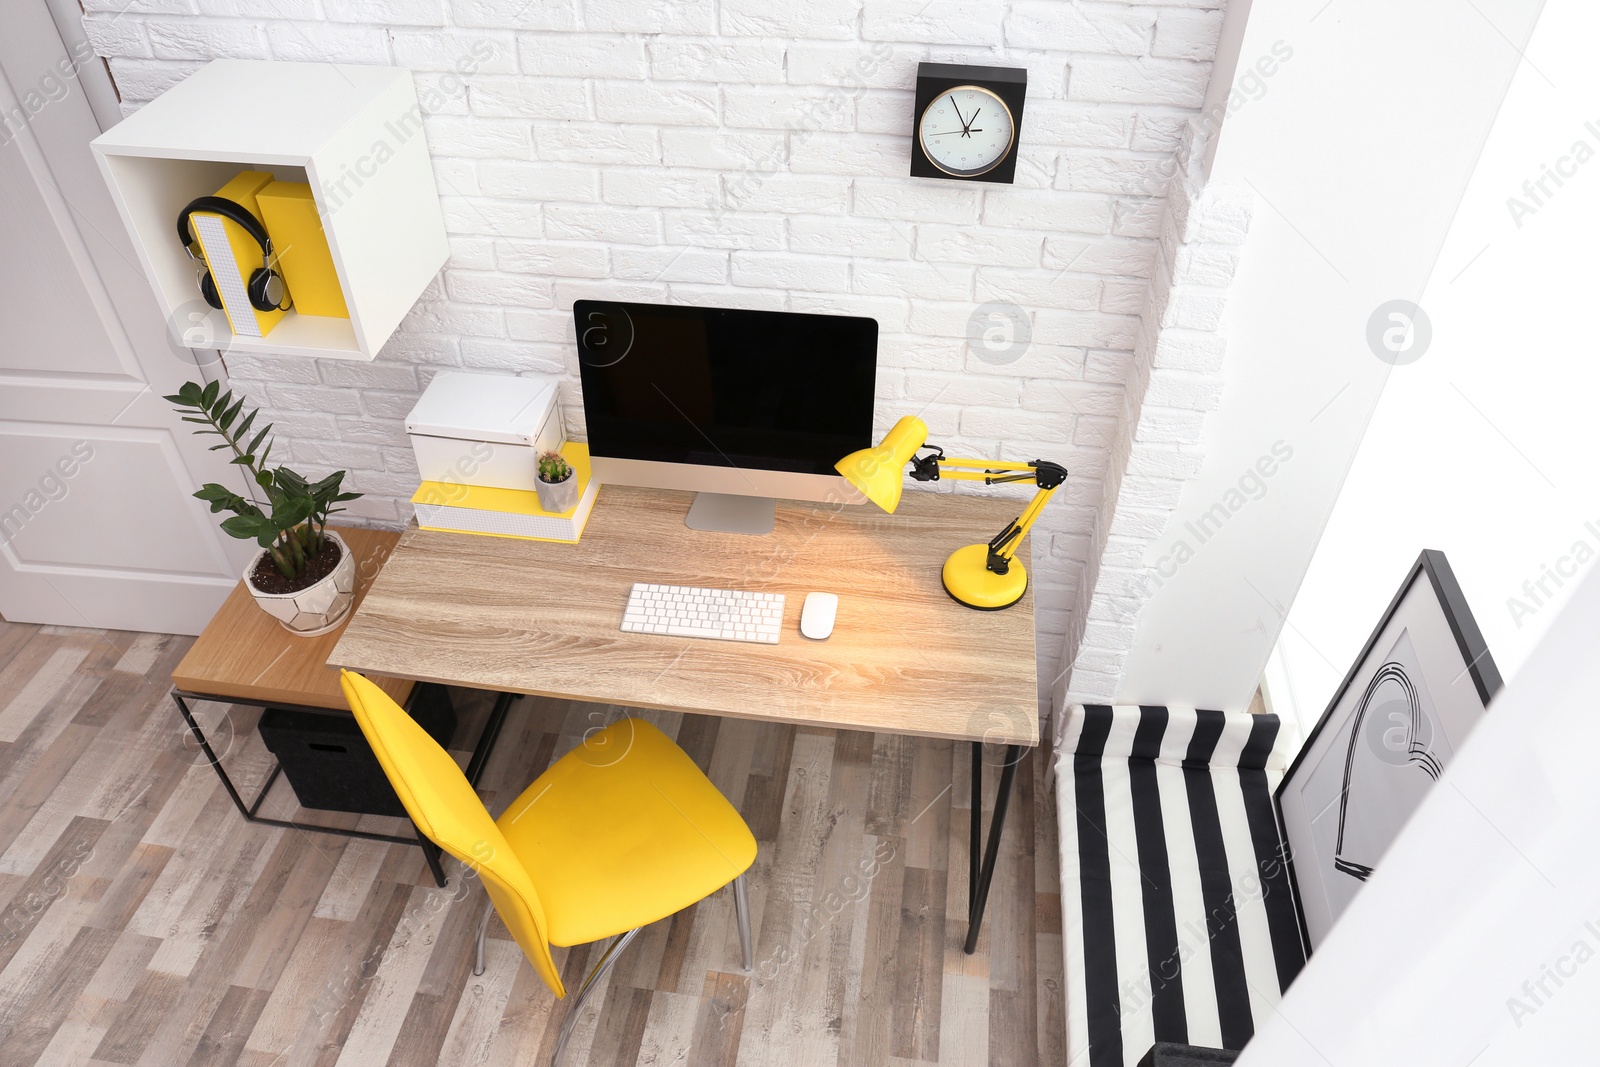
[908,446,1068,575]
[834,416,1069,608]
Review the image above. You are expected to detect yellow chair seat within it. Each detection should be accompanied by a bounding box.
[496,717,756,947]
[338,670,755,1006]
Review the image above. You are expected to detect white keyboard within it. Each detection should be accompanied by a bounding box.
[621,583,785,644]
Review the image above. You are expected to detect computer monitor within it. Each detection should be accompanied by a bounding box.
[573,300,878,534]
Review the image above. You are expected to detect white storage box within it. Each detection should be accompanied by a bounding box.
[406,372,564,492]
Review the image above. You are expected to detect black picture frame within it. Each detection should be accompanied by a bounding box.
[909,62,1027,184]
[1273,549,1502,955]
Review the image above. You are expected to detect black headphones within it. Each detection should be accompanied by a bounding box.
[176,196,291,313]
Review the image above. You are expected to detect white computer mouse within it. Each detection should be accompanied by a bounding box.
[800,592,838,640]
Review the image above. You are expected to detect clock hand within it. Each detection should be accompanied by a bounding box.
[962,107,982,137]
[950,98,968,130]
[928,129,983,136]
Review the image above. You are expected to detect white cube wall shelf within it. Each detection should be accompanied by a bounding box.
[91,59,448,361]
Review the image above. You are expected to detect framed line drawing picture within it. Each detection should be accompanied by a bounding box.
[1275,549,1503,952]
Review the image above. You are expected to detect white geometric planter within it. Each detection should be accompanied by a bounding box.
[535,473,579,513]
[246,530,357,637]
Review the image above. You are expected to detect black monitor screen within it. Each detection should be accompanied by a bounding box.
[573,300,878,476]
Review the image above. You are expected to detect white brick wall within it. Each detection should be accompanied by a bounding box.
[1053,121,1252,730]
[89,0,1231,718]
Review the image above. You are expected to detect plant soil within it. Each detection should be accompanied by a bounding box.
[249,536,343,595]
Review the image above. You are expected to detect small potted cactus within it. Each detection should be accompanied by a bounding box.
[535,450,578,513]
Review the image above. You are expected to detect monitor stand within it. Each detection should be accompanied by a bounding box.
[685,493,775,535]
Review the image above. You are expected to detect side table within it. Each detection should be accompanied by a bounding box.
[169,526,516,888]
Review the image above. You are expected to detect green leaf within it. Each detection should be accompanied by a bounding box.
[219,395,245,431]
[219,514,265,540]
[247,423,273,456]
[178,381,204,405]
[256,470,274,489]
[200,380,219,409]
[193,484,232,501]
[230,455,254,465]
[276,468,309,495]
[274,497,315,528]
[235,408,257,441]
[161,393,188,406]
[208,442,231,451]
[179,416,212,424]
[333,491,363,502]
[312,478,348,511]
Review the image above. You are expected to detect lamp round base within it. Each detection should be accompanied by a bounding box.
[942,543,1028,610]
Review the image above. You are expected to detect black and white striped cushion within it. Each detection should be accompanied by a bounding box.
[1054,705,1306,1066]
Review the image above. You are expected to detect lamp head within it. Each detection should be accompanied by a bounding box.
[835,415,928,513]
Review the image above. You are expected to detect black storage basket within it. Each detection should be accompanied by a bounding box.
[257,683,456,818]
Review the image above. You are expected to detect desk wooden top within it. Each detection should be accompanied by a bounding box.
[172,527,414,711]
[330,486,1039,746]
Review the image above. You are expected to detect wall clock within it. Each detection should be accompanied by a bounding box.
[910,62,1027,184]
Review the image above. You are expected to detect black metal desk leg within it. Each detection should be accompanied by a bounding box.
[969,742,982,911]
[173,692,253,818]
[965,743,1023,955]
[465,691,517,787]
[173,688,471,891]
[417,832,447,887]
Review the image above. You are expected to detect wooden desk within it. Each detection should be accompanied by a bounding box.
[172,526,412,710]
[331,486,1040,952]
[330,486,1038,747]
[170,527,448,886]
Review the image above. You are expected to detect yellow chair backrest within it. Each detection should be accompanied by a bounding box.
[339,671,566,997]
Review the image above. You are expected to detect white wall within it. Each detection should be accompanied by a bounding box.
[1238,562,1600,1066]
[1271,0,1600,739]
[1054,133,1258,710]
[80,0,1236,708]
[1095,0,1547,710]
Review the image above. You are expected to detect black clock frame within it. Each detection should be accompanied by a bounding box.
[910,62,1028,185]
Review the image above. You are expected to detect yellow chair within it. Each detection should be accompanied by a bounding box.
[339,671,757,1065]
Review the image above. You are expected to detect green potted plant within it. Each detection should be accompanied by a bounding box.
[535,449,578,513]
[166,380,363,636]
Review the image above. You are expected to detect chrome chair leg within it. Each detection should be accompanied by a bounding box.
[474,898,494,977]
[551,927,642,1067]
[732,874,753,972]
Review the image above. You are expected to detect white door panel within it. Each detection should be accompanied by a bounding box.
[0,0,254,633]
[0,426,235,575]
[0,154,130,373]
[0,381,148,422]
[4,567,245,636]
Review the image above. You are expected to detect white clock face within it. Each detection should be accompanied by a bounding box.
[918,86,1015,178]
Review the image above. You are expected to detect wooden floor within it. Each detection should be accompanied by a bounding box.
[0,617,1067,1066]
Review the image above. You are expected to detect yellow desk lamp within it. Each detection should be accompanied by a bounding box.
[836,415,1068,610]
